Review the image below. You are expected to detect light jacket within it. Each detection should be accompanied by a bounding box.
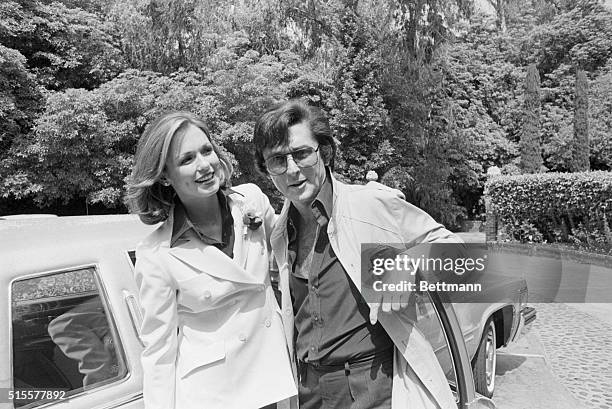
[270,175,460,409]
[135,183,297,409]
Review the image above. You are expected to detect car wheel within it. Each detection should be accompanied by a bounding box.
[473,318,496,397]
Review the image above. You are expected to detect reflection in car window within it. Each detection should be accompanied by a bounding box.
[415,292,459,394]
[11,267,127,407]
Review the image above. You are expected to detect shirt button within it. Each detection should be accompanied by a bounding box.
[201,291,211,301]
[239,334,247,342]
[285,308,292,316]
[257,286,265,292]
[310,346,316,351]
[264,319,271,327]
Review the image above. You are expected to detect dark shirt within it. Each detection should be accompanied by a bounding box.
[170,189,236,258]
[288,178,393,365]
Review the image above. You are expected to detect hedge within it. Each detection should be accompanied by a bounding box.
[484,171,612,251]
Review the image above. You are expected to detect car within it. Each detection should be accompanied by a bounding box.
[3,215,513,409]
[431,250,536,398]
[437,241,537,398]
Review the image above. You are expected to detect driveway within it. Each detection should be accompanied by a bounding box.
[456,232,612,409]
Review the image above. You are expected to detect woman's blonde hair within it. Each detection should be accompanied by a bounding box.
[125,112,233,225]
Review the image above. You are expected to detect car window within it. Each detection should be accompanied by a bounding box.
[415,292,459,395]
[11,267,127,408]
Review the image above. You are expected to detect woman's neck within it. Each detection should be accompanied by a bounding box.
[181,194,221,228]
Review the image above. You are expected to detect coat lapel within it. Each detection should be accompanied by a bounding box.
[167,194,260,285]
[169,241,259,284]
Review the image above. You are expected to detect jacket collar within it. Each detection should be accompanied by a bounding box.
[155,188,260,284]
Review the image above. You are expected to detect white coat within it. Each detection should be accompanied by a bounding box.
[134,183,297,409]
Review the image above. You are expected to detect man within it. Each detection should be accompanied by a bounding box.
[253,99,459,409]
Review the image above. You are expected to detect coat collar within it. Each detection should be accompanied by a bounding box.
[157,189,261,284]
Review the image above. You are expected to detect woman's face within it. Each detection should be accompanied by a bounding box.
[163,124,222,204]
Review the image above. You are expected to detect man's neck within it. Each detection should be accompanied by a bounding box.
[291,174,333,226]
[293,202,317,226]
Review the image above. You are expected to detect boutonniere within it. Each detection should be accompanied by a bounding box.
[242,203,263,237]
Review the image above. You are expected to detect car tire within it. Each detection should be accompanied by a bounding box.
[473,318,496,398]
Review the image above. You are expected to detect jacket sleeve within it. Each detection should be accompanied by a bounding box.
[134,247,178,409]
[382,186,470,293]
[47,298,115,387]
[383,188,460,245]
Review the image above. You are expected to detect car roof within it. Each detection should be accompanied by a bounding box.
[1,215,158,277]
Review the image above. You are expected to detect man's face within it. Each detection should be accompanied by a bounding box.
[263,122,328,209]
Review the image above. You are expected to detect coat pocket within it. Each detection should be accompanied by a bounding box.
[178,339,226,379]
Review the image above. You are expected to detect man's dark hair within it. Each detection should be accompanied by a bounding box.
[253,99,336,174]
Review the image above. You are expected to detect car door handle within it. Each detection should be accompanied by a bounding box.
[124,291,144,347]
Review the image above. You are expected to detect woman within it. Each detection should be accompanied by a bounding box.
[125,112,296,409]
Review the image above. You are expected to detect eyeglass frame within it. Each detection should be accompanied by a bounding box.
[263,145,322,176]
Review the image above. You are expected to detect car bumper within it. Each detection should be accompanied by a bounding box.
[512,306,536,342]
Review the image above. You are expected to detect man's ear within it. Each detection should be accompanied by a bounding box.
[320,145,333,166]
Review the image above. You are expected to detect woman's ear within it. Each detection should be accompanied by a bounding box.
[159,173,171,186]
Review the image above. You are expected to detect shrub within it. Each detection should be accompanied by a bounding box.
[485,171,612,251]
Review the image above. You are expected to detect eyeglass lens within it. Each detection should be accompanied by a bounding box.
[266,147,318,175]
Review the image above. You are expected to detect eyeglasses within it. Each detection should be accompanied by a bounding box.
[264,146,320,176]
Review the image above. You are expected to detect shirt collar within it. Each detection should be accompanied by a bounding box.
[170,187,238,247]
[287,171,333,242]
[311,172,333,225]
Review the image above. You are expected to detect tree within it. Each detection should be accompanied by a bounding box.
[571,69,589,171]
[327,7,389,181]
[0,0,124,90]
[488,0,508,32]
[520,63,543,172]
[589,60,612,170]
[111,0,291,74]
[0,45,43,160]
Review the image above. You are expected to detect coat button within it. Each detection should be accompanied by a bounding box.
[264,319,271,327]
[201,291,211,301]
[238,333,247,342]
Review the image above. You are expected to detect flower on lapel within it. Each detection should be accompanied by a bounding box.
[242,207,263,232]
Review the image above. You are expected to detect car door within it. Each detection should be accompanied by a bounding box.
[5,257,145,409]
[416,290,497,409]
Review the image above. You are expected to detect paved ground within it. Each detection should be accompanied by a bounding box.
[531,303,612,409]
[495,329,589,409]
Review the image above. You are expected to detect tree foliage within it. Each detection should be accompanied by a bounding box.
[0,0,610,225]
[520,64,543,172]
[571,68,589,171]
[0,0,124,90]
[0,45,42,159]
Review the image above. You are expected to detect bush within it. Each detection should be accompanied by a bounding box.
[485,171,612,251]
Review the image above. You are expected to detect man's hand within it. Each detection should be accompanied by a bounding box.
[363,244,416,324]
[368,291,410,324]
